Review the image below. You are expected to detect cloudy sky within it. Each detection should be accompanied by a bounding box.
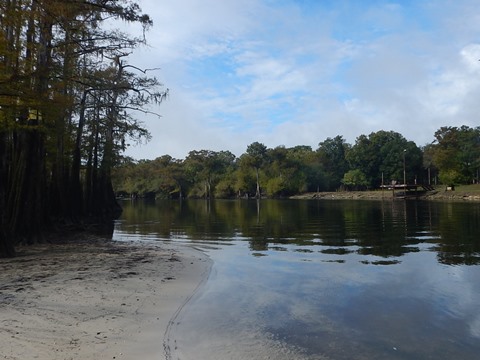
[123,0,480,160]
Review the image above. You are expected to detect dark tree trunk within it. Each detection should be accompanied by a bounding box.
[6,122,46,245]
[70,90,88,218]
[0,133,15,257]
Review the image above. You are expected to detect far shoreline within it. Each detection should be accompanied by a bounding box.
[290,188,480,202]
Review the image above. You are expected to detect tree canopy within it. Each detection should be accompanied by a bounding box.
[112,126,480,201]
[0,0,166,257]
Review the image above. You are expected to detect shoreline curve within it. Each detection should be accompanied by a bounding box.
[0,235,212,360]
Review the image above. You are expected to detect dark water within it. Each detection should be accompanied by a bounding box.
[113,199,480,359]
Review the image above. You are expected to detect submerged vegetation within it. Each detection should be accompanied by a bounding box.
[113,126,480,199]
[0,0,166,257]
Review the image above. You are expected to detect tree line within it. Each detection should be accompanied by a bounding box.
[112,126,480,199]
[0,0,165,257]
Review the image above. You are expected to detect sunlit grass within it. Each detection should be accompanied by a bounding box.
[454,184,480,193]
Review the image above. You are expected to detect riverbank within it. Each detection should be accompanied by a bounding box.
[290,187,480,201]
[0,235,211,360]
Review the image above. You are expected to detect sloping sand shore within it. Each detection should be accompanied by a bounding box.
[0,236,211,360]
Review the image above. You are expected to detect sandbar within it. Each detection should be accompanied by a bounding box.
[0,235,211,360]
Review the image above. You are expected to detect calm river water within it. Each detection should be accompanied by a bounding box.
[113,199,480,360]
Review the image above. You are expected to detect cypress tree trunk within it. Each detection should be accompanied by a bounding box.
[5,121,46,245]
[97,57,123,219]
[0,133,15,257]
[3,5,52,246]
[84,100,100,218]
[70,90,88,218]
[0,0,18,256]
[51,23,75,220]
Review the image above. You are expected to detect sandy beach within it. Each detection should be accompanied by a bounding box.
[0,235,211,360]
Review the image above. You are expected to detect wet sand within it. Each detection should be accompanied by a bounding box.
[0,235,211,360]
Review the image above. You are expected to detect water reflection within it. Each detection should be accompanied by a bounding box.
[114,199,480,359]
[116,199,480,265]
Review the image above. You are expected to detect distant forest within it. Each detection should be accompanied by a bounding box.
[112,126,480,199]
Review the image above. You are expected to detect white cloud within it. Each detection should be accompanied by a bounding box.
[124,0,480,159]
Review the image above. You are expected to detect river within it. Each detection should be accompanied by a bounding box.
[113,199,480,359]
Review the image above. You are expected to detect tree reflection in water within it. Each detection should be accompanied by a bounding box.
[116,198,480,265]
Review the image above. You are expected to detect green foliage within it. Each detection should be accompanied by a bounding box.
[245,142,268,168]
[439,169,463,186]
[111,128,480,199]
[244,142,268,197]
[214,178,237,198]
[430,126,480,184]
[266,177,285,197]
[317,136,350,190]
[184,150,236,198]
[346,130,423,188]
[342,169,368,190]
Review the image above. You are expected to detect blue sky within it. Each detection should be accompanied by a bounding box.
[125,0,480,160]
